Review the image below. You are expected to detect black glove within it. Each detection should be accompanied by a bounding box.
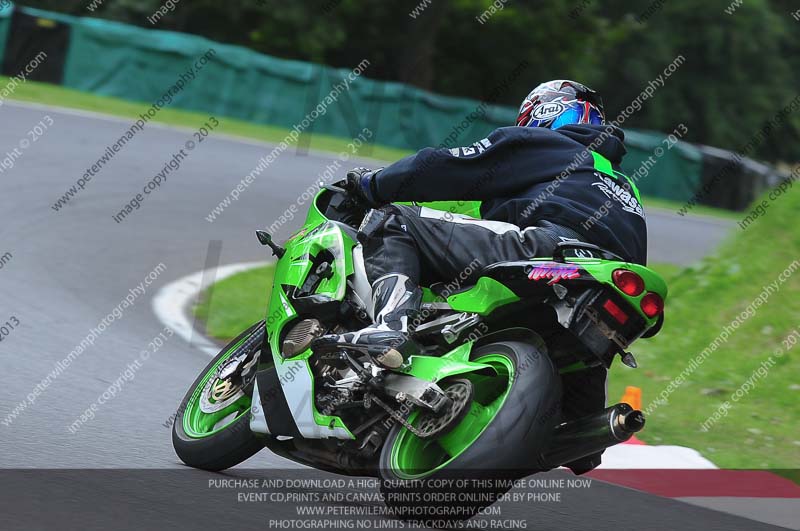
[338,167,384,208]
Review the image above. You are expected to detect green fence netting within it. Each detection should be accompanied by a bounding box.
[621,129,703,202]
[58,11,514,152]
[5,5,704,204]
[0,3,12,61]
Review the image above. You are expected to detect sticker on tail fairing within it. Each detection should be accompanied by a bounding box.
[592,174,645,219]
[528,263,581,284]
[449,138,492,158]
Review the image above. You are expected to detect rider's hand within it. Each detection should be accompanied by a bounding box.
[339,167,384,208]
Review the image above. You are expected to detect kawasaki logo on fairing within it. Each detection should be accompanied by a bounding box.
[592,174,645,219]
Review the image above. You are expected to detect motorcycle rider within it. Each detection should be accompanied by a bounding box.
[313,80,646,470]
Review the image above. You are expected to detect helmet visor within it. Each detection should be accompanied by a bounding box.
[551,102,604,129]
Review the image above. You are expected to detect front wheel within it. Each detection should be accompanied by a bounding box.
[172,321,266,471]
[379,339,560,519]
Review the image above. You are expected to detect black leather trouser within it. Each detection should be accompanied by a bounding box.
[358,204,585,286]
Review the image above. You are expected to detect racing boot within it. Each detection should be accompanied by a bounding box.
[312,274,422,369]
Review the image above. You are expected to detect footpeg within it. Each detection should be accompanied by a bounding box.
[413,312,482,344]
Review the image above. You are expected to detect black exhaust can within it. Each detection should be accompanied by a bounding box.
[538,403,645,470]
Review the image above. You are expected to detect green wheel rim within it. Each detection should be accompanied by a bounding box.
[182,334,256,439]
[389,353,514,479]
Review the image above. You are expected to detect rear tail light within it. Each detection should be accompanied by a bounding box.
[603,298,629,325]
[640,292,664,318]
[612,269,645,296]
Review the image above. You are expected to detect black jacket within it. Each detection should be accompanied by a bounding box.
[373,125,647,264]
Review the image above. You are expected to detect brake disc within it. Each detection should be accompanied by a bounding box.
[414,378,474,440]
[199,353,258,413]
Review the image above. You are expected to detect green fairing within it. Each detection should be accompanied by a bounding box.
[264,195,493,432]
[399,341,493,383]
[263,195,359,436]
[398,200,483,219]
[264,290,353,436]
[447,277,520,315]
[421,287,444,304]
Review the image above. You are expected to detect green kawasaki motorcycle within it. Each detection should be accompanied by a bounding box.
[172,185,666,514]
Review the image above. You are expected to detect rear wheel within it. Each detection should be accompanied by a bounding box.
[379,339,560,520]
[172,321,267,471]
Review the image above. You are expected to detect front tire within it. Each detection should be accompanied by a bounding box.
[379,339,560,519]
[172,321,266,471]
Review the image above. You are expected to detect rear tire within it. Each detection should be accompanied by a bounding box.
[379,339,561,520]
[172,321,267,471]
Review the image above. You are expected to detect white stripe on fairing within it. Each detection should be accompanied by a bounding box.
[152,261,269,356]
[249,379,270,435]
[273,281,351,439]
[274,358,352,440]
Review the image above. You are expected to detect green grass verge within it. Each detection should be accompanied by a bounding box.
[607,186,800,468]
[193,264,276,341]
[0,77,410,163]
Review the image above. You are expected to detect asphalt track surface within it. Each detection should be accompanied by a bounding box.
[0,102,779,531]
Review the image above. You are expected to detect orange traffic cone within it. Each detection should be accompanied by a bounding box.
[620,386,645,445]
[621,386,642,410]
